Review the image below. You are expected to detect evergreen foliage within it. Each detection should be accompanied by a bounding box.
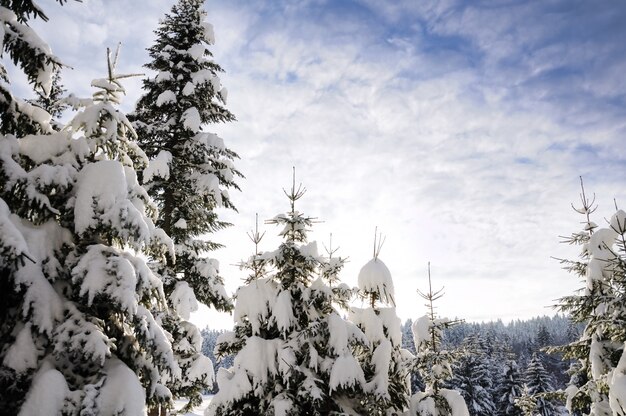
[449,335,497,416]
[0,0,67,136]
[496,361,525,416]
[349,235,412,414]
[210,174,367,415]
[554,181,626,415]
[524,354,557,416]
[130,0,241,411]
[0,45,178,414]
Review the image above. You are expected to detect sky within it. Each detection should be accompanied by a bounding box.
[21,0,626,329]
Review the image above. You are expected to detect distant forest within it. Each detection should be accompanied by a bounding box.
[202,314,578,394]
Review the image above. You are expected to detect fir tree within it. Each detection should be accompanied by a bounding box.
[349,232,412,414]
[524,354,557,415]
[554,180,626,415]
[210,173,367,415]
[1,46,179,414]
[0,0,66,136]
[449,334,497,416]
[130,0,241,412]
[496,360,525,416]
[408,263,469,416]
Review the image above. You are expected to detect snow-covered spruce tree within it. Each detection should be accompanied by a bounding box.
[553,180,626,415]
[448,334,497,416]
[210,176,368,415]
[130,0,241,412]
[1,47,179,415]
[0,0,65,136]
[524,354,557,416]
[408,264,469,416]
[496,360,525,416]
[348,233,412,414]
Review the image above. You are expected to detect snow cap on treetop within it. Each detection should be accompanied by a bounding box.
[358,257,395,305]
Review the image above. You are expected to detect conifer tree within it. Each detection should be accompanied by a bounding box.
[130,0,241,411]
[0,0,66,136]
[554,180,626,415]
[524,354,557,415]
[496,360,525,416]
[1,46,179,414]
[210,173,367,415]
[349,232,412,414]
[408,263,469,416]
[449,334,497,416]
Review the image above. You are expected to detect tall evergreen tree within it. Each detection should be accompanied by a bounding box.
[349,235,412,414]
[496,360,525,416]
[449,334,497,416]
[1,46,179,414]
[524,354,557,415]
[130,0,241,412]
[408,264,469,416]
[210,175,367,415]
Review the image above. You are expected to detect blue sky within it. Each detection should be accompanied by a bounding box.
[24,0,626,328]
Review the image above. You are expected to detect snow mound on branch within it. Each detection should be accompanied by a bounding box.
[171,281,199,320]
[156,90,177,107]
[96,358,146,416]
[610,210,626,234]
[412,315,431,349]
[202,21,215,44]
[181,107,201,131]
[144,150,172,182]
[3,324,38,373]
[329,353,365,392]
[234,278,278,335]
[75,160,149,240]
[609,343,626,415]
[17,360,69,416]
[358,258,395,305]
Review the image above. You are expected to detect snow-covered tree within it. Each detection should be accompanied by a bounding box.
[496,360,525,416]
[554,181,626,415]
[449,334,497,416]
[408,264,468,416]
[349,234,412,415]
[0,0,65,136]
[210,175,367,415]
[130,0,241,412]
[1,46,179,415]
[524,354,556,415]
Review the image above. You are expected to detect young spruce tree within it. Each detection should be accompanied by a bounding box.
[408,264,469,416]
[131,0,241,412]
[554,180,626,415]
[210,174,368,415]
[349,233,412,414]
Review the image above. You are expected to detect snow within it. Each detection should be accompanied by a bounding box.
[183,81,195,96]
[368,339,392,396]
[156,90,177,106]
[17,360,69,416]
[358,258,395,305]
[174,218,188,229]
[188,43,206,60]
[171,281,199,320]
[144,150,172,182]
[610,209,626,234]
[234,278,278,335]
[441,389,471,416]
[201,21,215,44]
[74,160,151,243]
[2,324,38,373]
[182,107,202,131]
[0,198,29,262]
[412,315,432,349]
[610,343,626,415]
[271,290,294,334]
[96,358,146,416]
[329,352,365,392]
